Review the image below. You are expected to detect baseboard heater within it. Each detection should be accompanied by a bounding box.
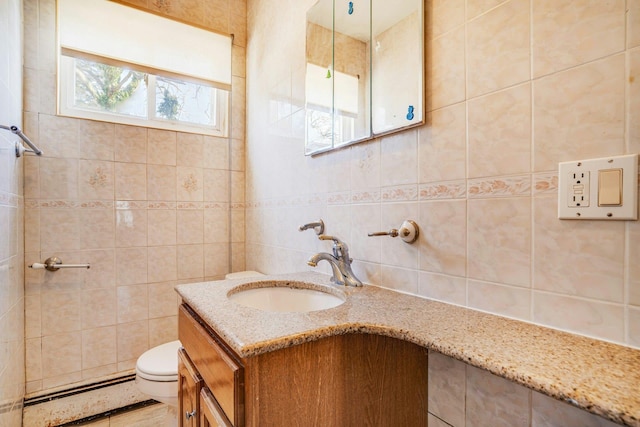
[22,373,154,427]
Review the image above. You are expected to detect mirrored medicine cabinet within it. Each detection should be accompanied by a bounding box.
[305,0,424,155]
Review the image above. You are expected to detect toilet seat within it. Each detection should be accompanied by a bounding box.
[136,340,181,382]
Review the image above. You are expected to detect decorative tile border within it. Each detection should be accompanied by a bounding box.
[533,172,558,195]
[352,189,381,203]
[381,184,418,202]
[467,175,531,198]
[327,191,351,205]
[419,180,466,200]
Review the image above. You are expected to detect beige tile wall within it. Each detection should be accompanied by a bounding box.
[23,0,246,395]
[245,0,640,348]
[0,0,25,425]
[428,351,620,427]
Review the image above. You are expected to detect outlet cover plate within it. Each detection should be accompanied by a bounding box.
[558,154,638,220]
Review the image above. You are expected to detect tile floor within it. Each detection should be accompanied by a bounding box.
[73,403,169,426]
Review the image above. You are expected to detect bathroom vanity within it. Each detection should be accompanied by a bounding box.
[178,304,428,426]
[176,272,640,427]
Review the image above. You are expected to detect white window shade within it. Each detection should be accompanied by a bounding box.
[58,0,232,88]
[305,63,359,114]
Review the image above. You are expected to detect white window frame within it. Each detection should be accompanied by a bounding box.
[59,51,229,136]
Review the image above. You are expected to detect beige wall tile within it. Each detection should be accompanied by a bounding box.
[351,142,381,191]
[82,326,116,370]
[468,198,531,287]
[381,130,418,186]
[41,332,82,378]
[468,280,531,320]
[177,166,204,201]
[203,136,229,170]
[419,200,466,276]
[428,0,465,39]
[418,272,466,306]
[204,207,229,243]
[428,27,465,111]
[531,390,620,427]
[379,265,418,294]
[176,132,204,167]
[39,157,78,199]
[116,209,148,248]
[147,246,177,283]
[177,210,204,245]
[147,209,177,246]
[428,351,466,427]
[204,243,229,277]
[379,202,419,269]
[466,0,509,20]
[81,288,116,329]
[148,281,179,319]
[83,249,116,288]
[78,120,115,161]
[78,160,114,200]
[147,165,177,201]
[117,284,149,323]
[629,307,640,347]
[428,414,453,427]
[38,114,79,158]
[533,292,624,342]
[79,209,115,249]
[630,0,640,49]
[630,217,640,306]
[349,203,382,264]
[115,163,147,201]
[629,48,640,154]
[148,316,178,348]
[116,247,148,286]
[466,0,530,98]
[204,169,230,202]
[177,244,204,280]
[532,0,625,78]
[418,103,466,184]
[533,54,625,171]
[147,129,176,166]
[466,365,531,427]
[468,83,531,178]
[41,290,81,335]
[115,125,147,163]
[533,197,624,302]
[117,320,148,362]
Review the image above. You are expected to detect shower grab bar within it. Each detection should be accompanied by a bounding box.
[0,124,43,157]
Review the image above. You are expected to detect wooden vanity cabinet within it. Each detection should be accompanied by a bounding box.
[178,348,203,427]
[179,303,429,427]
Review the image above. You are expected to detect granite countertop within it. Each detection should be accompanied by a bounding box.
[175,271,640,427]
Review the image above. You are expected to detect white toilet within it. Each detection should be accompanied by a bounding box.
[135,271,264,425]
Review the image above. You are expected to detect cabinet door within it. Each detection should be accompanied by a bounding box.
[179,348,203,427]
[200,388,233,427]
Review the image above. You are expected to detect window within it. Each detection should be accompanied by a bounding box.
[57,0,232,136]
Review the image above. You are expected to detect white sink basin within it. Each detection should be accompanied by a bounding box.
[227,282,345,312]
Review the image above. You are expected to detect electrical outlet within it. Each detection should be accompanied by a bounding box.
[558,154,638,220]
[567,171,590,207]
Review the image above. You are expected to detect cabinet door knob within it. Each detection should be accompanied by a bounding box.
[186,409,197,420]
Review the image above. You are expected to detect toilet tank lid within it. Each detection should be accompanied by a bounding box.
[225,270,264,279]
[136,340,182,377]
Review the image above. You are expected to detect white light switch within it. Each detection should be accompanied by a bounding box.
[598,169,622,206]
[558,154,638,220]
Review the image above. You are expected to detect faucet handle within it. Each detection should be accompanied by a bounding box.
[318,234,343,245]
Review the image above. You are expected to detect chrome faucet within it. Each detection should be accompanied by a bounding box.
[307,235,363,287]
